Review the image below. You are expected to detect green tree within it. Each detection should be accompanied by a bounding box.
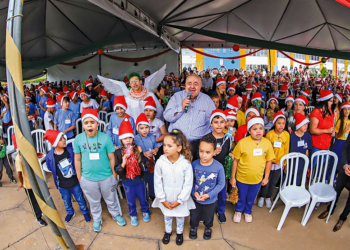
[320,67,328,78]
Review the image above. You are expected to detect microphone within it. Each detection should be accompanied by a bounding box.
[184,91,192,113]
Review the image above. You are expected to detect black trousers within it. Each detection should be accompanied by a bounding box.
[190,200,216,228]
[0,157,13,181]
[25,188,42,220]
[327,172,350,221]
[190,139,201,162]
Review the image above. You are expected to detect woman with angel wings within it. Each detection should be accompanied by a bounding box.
[98,65,166,121]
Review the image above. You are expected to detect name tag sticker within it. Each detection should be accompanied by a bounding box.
[113,128,119,135]
[345,133,349,138]
[274,141,282,148]
[65,119,71,124]
[253,148,263,156]
[89,153,100,160]
[298,140,305,147]
[60,158,70,168]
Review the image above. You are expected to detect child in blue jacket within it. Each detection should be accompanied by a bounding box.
[44,129,91,223]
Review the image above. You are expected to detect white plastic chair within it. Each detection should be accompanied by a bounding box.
[5,125,15,165]
[269,153,310,230]
[301,150,338,226]
[66,138,75,150]
[31,129,48,182]
[104,123,109,134]
[306,106,315,116]
[264,126,272,135]
[98,120,106,133]
[37,117,43,130]
[76,118,82,134]
[105,112,115,123]
[98,111,107,122]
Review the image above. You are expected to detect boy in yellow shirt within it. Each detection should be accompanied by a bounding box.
[230,116,275,223]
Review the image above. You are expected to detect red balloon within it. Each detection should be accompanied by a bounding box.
[97,49,104,55]
[233,44,240,52]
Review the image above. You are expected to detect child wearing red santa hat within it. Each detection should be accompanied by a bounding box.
[115,117,151,226]
[44,130,90,223]
[74,108,125,232]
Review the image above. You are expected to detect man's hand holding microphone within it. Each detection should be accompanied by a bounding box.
[182,91,192,113]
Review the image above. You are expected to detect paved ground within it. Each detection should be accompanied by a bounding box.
[1,170,350,250]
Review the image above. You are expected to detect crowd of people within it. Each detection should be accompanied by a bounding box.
[1,65,350,246]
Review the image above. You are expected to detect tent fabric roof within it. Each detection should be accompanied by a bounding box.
[124,0,350,53]
[0,0,166,64]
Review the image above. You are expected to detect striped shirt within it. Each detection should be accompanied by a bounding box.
[164,90,215,141]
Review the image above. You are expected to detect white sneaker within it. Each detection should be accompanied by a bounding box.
[257,197,264,207]
[233,212,242,223]
[265,198,272,208]
[244,213,252,223]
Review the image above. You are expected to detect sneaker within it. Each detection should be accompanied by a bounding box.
[84,214,91,223]
[65,213,75,223]
[93,221,102,232]
[265,198,272,208]
[37,218,47,227]
[10,177,17,184]
[244,213,252,223]
[257,197,264,207]
[143,212,150,222]
[162,232,171,245]
[176,234,183,246]
[217,213,226,224]
[203,227,212,240]
[233,212,242,223]
[113,215,126,226]
[130,216,138,226]
[189,227,197,239]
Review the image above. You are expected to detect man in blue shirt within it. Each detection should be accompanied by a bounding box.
[68,92,81,119]
[54,96,76,139]
[164,75,215,160]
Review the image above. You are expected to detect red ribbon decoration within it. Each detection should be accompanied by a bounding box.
[60,54,98,66]
[277,51,330,66]
[184,45,264,59]
[102,49,171,62]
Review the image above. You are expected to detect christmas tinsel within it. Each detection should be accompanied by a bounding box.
[224,155,233,179]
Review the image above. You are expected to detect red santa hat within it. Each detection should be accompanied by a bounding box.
[46,98,56,108]
[100,89,108,98]
[247,116,264,130]
[50,89,57,95]
[295,95,309,106]
[69,91,78,100]
[78,90,88,99]
[225,110,237,120]
[144,96,157,111]
[315,80,322,87]
[119,117,134,140]
[280,84,288,92]
[285,95,294,104]
[136,113,150,130]
[76,85,81,90]
[226,96,238,111]
[267,96,278,108]
[43,130,67,148]
[41,86,48,94]
[181,83,186,89]
[335,93,343,103]
[251,92,262,102]
[295,113,310,130]
[210,109,227,123]
[318,90,334,102]
[86,80,93,87]
[245,107,260,119]
[272,110,285,124]
[63,86,69,93]
[25,93,31,99]
[253,83,258,89]
[113,95,127,111]
[245,84,253,91]
[228,75,238,84]
[56,95,67,107]
[81,108,99,123]
[236,94,242,101]
[300,89,309,96]
[341,102,350,109]
[216,77,226,87]
[227,84,235,93]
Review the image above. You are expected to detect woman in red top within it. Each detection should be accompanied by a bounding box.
[309,90,335,168]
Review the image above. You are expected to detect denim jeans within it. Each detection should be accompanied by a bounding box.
[58,183,89,215]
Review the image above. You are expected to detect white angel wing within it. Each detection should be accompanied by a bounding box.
[144,64,166,93]
[97,75,129,96]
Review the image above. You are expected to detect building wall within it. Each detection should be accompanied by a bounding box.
[202,48,240,70]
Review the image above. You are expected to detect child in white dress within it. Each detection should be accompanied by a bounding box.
[152,129,195,246]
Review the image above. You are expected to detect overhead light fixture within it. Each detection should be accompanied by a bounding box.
[134,10,138,17]
[120,1,124,10]
[208,44,211,47]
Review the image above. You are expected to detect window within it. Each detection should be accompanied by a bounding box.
[246,49,268,57]
[310,55,319,61]
[293,53,305,60]
[278,52,290,58]
[223,49,226,53]
[229,49,232,53]
[337,59,344,63]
